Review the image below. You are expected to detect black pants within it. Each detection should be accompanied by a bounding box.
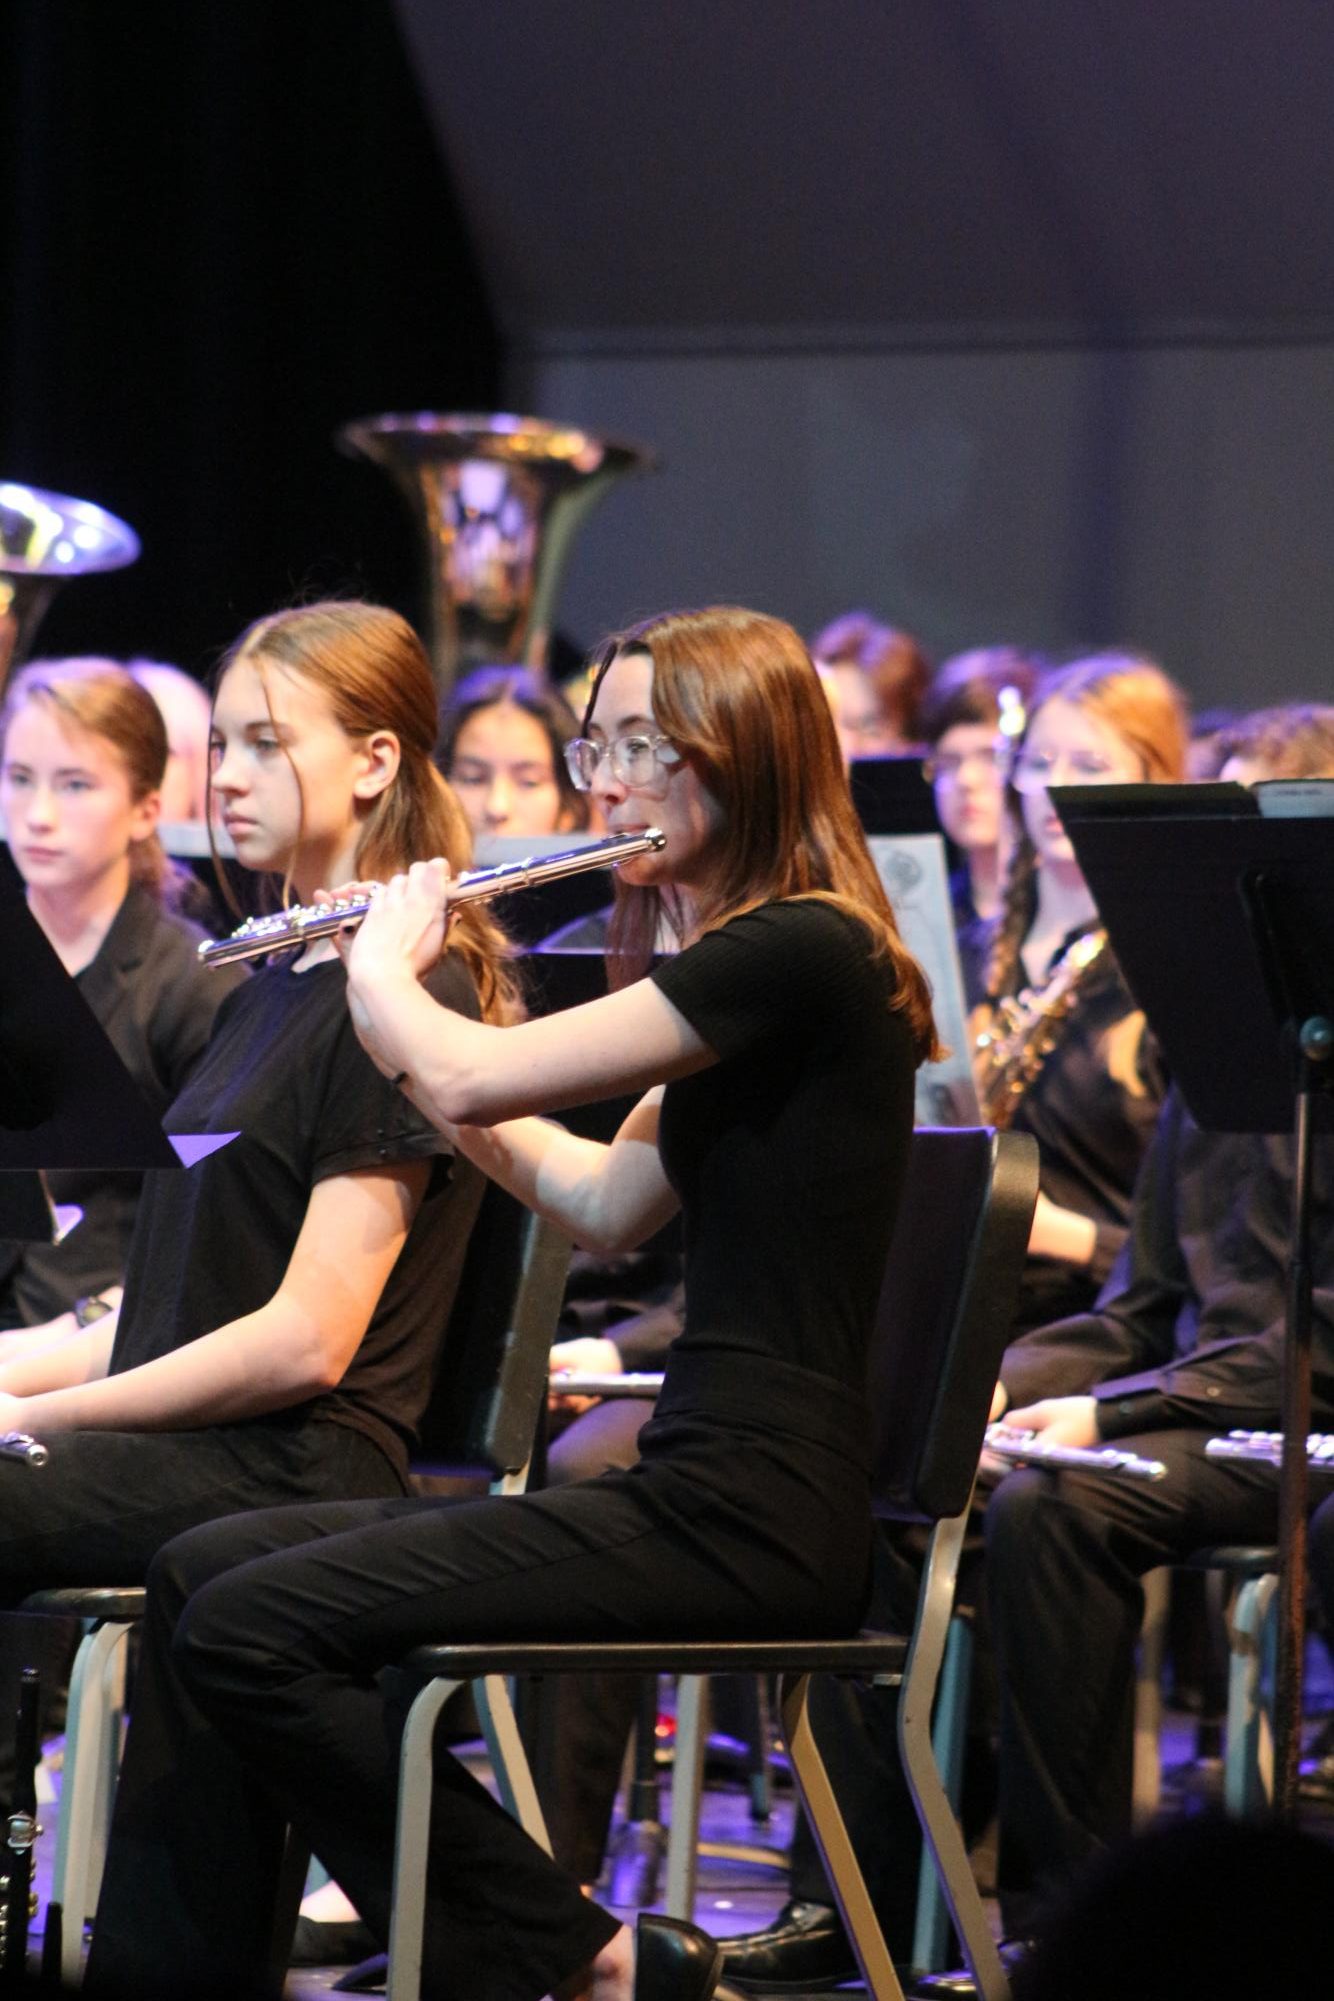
[525,1395,654,1882]
[84,1395,873,2001]
[0,1419,400,1799]
[984,1428,1279,1931]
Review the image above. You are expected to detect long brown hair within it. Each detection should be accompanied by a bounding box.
[986,651,1189,1000]
[0,658,180,905]
[585,605,939,1063]
[213,602,520,1024]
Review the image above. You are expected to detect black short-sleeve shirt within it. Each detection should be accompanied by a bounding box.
[110,949,485,1477]
[649,899,916,1396]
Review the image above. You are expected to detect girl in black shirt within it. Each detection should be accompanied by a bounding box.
[0,659,241,1330]
[0,605,515,1772]
[86,606,937,2001]
[974,654,1187,1337]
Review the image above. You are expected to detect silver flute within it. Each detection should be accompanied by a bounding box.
[984,1423,1167,1482]
[0,1431,49,1468]
[198,828,667,967]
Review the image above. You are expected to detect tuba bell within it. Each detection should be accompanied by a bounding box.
[337,412,657,698]
[0,483,141,691]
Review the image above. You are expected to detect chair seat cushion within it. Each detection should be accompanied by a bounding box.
[1185,1546,1279,1576]
[401,1630,908,1680]
[20,1586,147,1621]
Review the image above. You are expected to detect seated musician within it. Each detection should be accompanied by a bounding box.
[982,699,1334,1949]
[0,658,246,1788]
[0,602,514,1804]
[720,699,1334,1993]
[918,646,1039,1008]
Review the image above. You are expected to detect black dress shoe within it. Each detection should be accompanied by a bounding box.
[719,1901,859,1993]
[635,1914,727,2001]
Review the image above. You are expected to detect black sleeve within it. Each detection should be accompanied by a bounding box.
[1094,1119,1334,1437]
[1001,1092,1191,1409]
[607,1283,686,1371]
[311,953,482,1182]
[149,930,249,1100]
[650,900,876,1058]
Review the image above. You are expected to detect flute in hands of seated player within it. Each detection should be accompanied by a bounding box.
[984,1415,1167,1481]
[201,829,666,966]
[0,1432,49,1467]
[1206,1430,1334,1472]
[981,1391,1166,1479]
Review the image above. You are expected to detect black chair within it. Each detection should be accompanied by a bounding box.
[384,1126,1039,2001]
[21,1183,572,1987]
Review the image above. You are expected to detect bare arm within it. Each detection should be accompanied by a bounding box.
[340,861,717,1126]
[0,1162,428,1438]
[1027,1190,1098,1266]
[438,1088,679,1255]
[0,1307,122,1397]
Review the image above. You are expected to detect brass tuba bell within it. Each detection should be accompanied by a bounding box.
[337,412,657,698]
[0,483,141,691]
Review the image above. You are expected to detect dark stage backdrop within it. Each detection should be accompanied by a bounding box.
[1,0,501,678]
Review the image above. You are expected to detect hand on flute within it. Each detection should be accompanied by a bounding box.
[1004,1395,1100,1450]
[332,860,454,984]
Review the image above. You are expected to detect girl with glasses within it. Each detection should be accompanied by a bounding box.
[977,652,1188,1338]
[86,605,938,2001]
[920,647,1040,1007]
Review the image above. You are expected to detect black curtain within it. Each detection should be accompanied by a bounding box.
[0,0,501,674]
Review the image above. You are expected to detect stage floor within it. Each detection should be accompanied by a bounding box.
[23,1675,1334,1996]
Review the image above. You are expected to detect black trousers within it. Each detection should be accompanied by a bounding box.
[84,1396,873,2001]
[0,1419,400,1799]
[984,1428,1280,1931]
[525,1395,654,1883]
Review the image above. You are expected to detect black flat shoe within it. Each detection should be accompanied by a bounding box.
[290,1915,381,1967]
[635,1915,728,2001]
[718,1900,859,1993]
[906,1938,1031,1997]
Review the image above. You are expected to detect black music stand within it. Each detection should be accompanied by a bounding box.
[0,890,182,1174]
[1052,781,1334,1816]
[848,753,941,837]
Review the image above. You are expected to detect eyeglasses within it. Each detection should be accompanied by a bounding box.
[564,733,681,793]
[923,743,1008,783]
[1009,748,1124,794]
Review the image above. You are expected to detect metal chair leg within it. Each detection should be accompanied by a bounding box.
[898,1511,1009,2001]
[664,1674,708,1919]
[386,1677,460,2001]
[1224,1573,1278,1815]
[52,1619,134,1988]
[910,1610,974,1975]
[1132,1567,1171,1825]
[782,1670,906,2001]
[474,1675,552,1850]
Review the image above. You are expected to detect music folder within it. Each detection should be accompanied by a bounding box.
[0,857,182,1174]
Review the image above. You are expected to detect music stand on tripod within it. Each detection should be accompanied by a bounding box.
[1052,780,1334,1816]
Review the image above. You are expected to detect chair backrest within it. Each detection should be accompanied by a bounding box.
[414,1182,572,1481]
[869,1126,1038,1523]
